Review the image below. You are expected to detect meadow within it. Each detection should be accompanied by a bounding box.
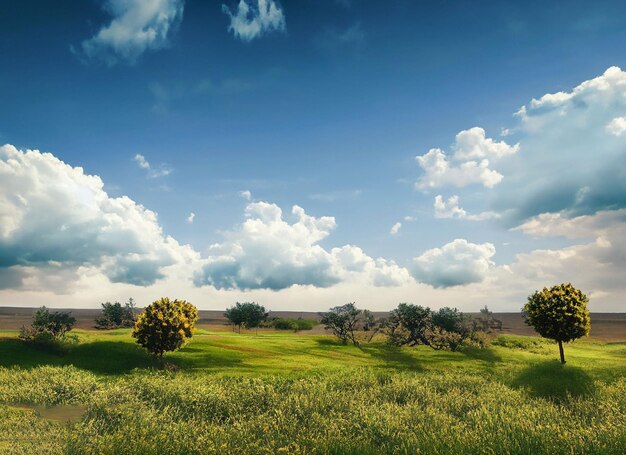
[0,328,624,454]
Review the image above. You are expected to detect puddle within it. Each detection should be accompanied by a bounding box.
[9,404,86,423]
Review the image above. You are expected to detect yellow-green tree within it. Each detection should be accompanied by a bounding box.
[523,283,590,364]
[132,297,198,357]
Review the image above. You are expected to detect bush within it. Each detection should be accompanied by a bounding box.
[18,306,78,354]
[132,298,198,357]
[270,318,317,331]
[386,304,488,351]
[95,298,137,329]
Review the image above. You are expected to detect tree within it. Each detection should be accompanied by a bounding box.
[386,303,433,347]
[523,283,590,364]
[19,306,77,353]
[224,302,267,333]
[386,304,485,351]
[320,303,362,345]
[30,306,76,338]
[95,298,137,329]
[132,298,198,357]
[472,305,502,333]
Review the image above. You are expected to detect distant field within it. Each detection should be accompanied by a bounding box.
[0,327,625,454]
[1,307,624,340]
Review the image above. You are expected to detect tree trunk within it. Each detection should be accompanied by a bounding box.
[558,340,566,364]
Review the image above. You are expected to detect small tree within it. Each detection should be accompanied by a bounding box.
[523,283,590,364]
[30,306,76,338]
[386,303,433,347]
[132,298,198,358]
[19,306,77,353]
[95,298,136,329]
[224,302,267,333]
[320,303,362,345]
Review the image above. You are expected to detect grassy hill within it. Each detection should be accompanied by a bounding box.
[0,329,625,454]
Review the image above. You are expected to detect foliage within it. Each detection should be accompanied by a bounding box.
[269,318,317,331]
[387,304,488,351]
[18,306,77,355]
[320,303,362,345]
[224,302,268,332]
[523,283,591,363]
[472,305,503,333]
[95,298,137,329]
[386,303,433,347]
[132,298,198,357]
[31,306,76,338]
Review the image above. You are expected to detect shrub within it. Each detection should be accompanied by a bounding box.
[270,318,317,331]
[523,283,590,364]
[386,304,487,351]
[18,306,78,354]
[386,303,433,347]
[132,298,198,357]
[95,298,137,329]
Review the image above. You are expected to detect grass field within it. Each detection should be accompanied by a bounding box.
[0,329,625,454]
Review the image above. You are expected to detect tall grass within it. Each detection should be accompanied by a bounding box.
[1,365,624,454]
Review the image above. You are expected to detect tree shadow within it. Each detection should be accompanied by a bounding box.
[0,338,159,374]
[360,344,424,372]
[511,360,594,402]
[461,346,502,364]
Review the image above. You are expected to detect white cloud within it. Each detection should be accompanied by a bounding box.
[496,66,626,222]
[194,201,410,290]
[411,239,496,288]
[415,148,503,189]
[606,116,626,136]
[239,189,252,200]
[0,144,195,290]
[133,153,150,169]
[133,153,172,178]
[222,0,285,42]
[389,222,402,235]
[187,212,195,224]
[75,0,184,65]
[415,127,518,190]
[453,127,520,160]
[434,195,500,221]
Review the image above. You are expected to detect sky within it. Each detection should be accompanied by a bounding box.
[1,0,626,312]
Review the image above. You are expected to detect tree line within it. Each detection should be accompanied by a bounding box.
[17,282,590,364]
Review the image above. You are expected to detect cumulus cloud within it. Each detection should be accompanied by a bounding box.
[239,189,252,200]
[414,127,518,190]
[194,201,410,290]
[411,239,496,288]
[453,127,520,160]
[434,195,500,221]
[133,153,172,178]
[389,222,402,235]
[0,144,194,290]
[187,212,195,224]
[222,0,285,42]
[74,0,184,65]
[496,66,626,222]
[606,116,626,136]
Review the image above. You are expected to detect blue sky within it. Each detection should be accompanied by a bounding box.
[1,0,626,311]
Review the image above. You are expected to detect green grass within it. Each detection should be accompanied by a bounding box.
[0,329,624,454]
